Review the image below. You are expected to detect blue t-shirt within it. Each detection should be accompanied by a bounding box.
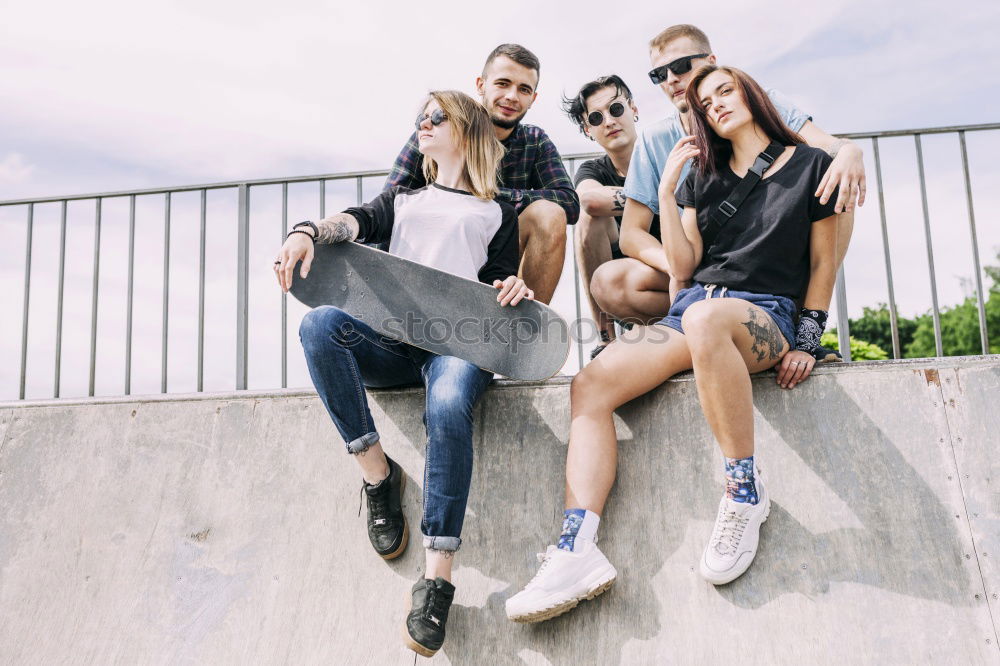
[621,89,811,215]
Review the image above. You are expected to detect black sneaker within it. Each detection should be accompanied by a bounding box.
[363,455,408,559]
[403,577,455,657]
[812,344,843,363]
[589,343,609,360]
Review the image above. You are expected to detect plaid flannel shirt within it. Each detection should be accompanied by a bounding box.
[384,123,580,225]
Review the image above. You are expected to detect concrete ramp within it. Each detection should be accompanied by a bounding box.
[1,357,998,665]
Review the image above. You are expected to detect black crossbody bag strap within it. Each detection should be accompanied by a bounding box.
[700,140,785,247]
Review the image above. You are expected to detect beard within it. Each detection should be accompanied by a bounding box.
[490,106,527,130]
[674,99,690,114]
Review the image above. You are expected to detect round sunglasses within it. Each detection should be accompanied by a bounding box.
[647,53,709,85]
[415,109,448,131]
[587,102,626,127]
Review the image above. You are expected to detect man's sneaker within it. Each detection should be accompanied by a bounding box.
[700,468,770,585]
[403,577,455,657]
[363,455,407,559]
[813,344,842,363]
[505,540,617,623]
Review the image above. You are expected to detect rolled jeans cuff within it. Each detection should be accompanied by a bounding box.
[423,535,461,552]
[346,431,379,455]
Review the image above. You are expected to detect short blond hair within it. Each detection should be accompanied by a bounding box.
[649,24,712,55]
[420,90,503,201]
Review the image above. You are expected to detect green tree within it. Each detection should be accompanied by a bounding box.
[905,251,1000,358]
[844,303,918,355]
[820,331,889,360]
[906,292,1000,357]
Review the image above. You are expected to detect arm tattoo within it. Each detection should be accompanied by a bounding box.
[612,188,626,211]
[315,215,355,244]
[740,308,784,362]
[826,138,849,159]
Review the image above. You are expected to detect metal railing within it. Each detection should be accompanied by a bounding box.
[2,122,997,400]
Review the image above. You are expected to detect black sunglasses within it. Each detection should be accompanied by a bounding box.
[647,53,709,85]
[587,102,626,127]
[415,109,448,131]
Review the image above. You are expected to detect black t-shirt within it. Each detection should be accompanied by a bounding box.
[675,145,838,300]
[574,155,661,241]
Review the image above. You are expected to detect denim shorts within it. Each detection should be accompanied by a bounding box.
[656,283,797,346]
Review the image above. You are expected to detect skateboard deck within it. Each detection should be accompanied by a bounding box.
[289,242,570,381]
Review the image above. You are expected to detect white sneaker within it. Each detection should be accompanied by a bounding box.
[505,540,617,623]
[700,467,771,585]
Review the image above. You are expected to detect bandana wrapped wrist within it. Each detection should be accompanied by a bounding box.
[794,309,828,354]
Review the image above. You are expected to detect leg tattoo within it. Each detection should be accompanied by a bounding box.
[740,308,783,362]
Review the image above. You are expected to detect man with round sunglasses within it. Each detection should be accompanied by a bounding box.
[609,24,865,361]
[385,43,579,305]
[561,75,664,359]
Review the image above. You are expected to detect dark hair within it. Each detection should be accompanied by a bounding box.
[482,44,541,83]
[649,24,712,55]
[561,75,634,135]
[686,65,803,176]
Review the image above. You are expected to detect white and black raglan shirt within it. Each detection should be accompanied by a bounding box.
[342,183,519,285]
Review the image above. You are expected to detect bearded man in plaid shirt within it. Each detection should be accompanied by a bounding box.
[385,43,579,305]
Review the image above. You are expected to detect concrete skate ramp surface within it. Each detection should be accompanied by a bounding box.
[1,357,998,665]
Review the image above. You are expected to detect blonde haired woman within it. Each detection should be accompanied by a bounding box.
[274,90,531,657]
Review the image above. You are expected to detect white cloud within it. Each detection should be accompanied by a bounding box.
[2,0,1000,398]
[0,153,35,184]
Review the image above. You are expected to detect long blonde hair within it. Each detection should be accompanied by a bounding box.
[420,90,503,201]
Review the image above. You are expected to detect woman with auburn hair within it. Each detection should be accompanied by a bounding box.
[507,65,839,622]
[274,90,530,657]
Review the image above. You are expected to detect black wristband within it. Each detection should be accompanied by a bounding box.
[286,229,316,244]
[293,220,318,239]
[794,309,828,353]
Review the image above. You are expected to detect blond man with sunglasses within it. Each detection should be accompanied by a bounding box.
[597,24,865,363]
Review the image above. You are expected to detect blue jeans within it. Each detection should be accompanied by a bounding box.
[299,305,493,552]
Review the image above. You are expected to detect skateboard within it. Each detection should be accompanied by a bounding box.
[289,242,570,381]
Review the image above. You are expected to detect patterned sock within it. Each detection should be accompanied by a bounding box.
[557,509,600,552]
[724,456,758,505]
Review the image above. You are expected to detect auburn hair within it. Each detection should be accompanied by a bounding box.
[420,90,504,201]
[686,65,804,176]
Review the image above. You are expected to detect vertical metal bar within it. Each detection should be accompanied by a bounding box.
[356,176,363,206]
[958,131,989,354]
[88,198,102,396]
[570,224,584,371]
[236,184,250,390]
[834,267,852,363]
[914,135,944,357]
[567,159,585,371]
[125,195,135,394]
[872,138,901,359]
[197,189,207,392]
[18,203,34,400]
[161,192,171,393]
[281,182,288,389]
[54,200,67,398]
[320,180,326,218]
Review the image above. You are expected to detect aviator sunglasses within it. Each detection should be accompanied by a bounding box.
[587,101,626,127]
[415,109,448,131]
[647,53,709,85]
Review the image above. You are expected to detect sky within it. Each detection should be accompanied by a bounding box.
[1,0,999,400]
